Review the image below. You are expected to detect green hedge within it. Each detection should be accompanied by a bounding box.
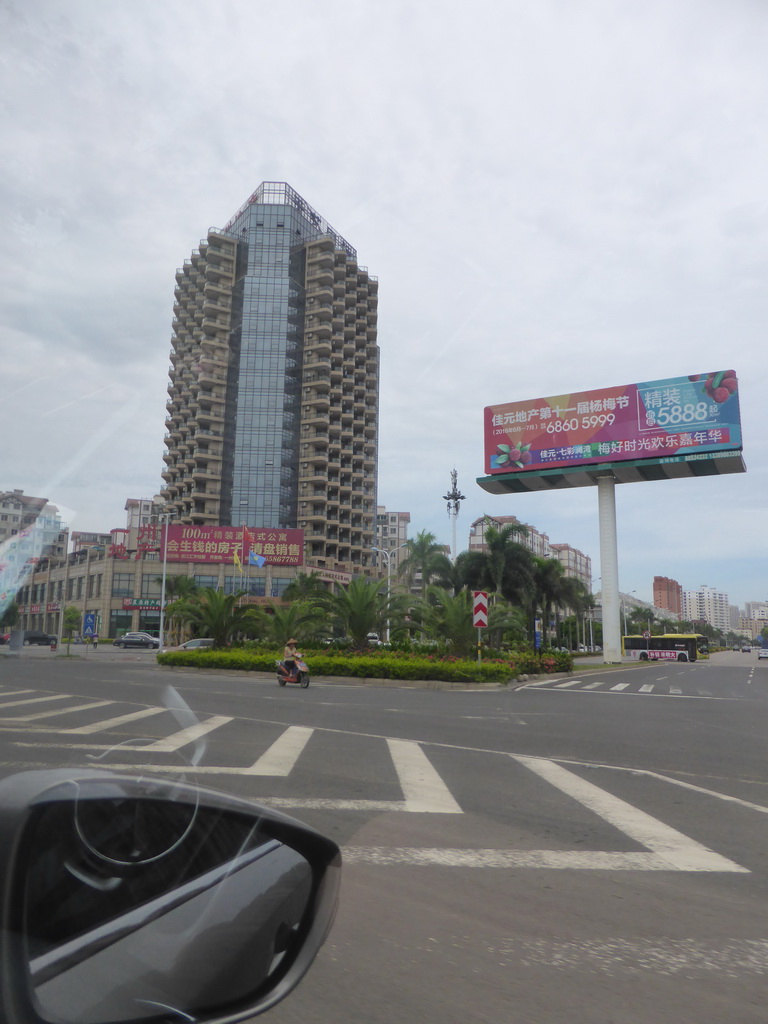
[156,647,573,682]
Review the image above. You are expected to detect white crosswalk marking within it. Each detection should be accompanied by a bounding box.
[512,755,747,873]
[610,683,631,691]
[670,686,682,695]
[0,695,71,711]
[62,707,166,734]
[241,726,313,775]
[582,682,603,690]
[639,684,655,693]
[387,738,462,813]
[555,680,582,688]
[13,701,112,722]
[131,715,232,752]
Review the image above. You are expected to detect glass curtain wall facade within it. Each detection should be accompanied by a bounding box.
[161,183,379,576]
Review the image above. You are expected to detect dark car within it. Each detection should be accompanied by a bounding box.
[173,638,214,650]
[112,633,160,649]
[22,630,55,647]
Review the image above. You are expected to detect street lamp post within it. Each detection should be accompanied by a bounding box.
[157,510,176,651]
[371,544,408,642]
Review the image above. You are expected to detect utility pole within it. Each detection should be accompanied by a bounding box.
[443,469,466,564]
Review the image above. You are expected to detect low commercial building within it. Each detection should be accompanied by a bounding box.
[15,548,302,639]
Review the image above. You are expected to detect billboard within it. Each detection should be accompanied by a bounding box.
[160,525,304,566]
[484,372,742,476]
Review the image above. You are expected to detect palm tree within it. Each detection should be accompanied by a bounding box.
[318,577,401,648]
[431,550,485,596]
[282,572,330,603]
[421,587,527,657]
[252,601,328,647]
[531,557,569,647]
[180,588,259,648]
[421,588,476,657]
[559,576,592,648]
[153,575,199,644]
[155,574,198,600]
[463,520,534,610]
[398,531,452,599]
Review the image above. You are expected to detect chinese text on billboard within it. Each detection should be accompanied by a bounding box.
[161,526,304,565]
[484,372,741,476]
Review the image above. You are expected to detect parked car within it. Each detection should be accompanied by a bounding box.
[0,634,8,645]
[112,633,160,649]
[174,637,214,650]
[22,630,56,646]
[758,648,768,660]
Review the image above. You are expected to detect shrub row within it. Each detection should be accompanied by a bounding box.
[157,647,572,681]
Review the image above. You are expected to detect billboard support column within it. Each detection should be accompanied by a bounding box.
[597,476,621,663]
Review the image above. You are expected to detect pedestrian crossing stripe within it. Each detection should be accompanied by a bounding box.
[0,689,752,872]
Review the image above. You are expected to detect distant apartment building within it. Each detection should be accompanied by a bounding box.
[682,585,730,633]
[374,507,410,578]
[549,543,592,591]
[468,515,592,589]
[653,576,682,617]
[71,531,113,553]
[0,490,67,556]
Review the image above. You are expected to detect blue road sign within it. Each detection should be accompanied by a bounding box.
[83,612,97,636]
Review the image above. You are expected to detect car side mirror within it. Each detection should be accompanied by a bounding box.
[0,770,341,1024]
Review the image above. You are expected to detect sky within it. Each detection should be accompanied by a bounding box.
[1,0,766,609]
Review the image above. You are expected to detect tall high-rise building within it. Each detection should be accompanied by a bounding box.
[682,584,730,633]
[161,183,379,576]
[653,575,682,617]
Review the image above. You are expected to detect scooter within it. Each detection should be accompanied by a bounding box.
[276,654,310,688]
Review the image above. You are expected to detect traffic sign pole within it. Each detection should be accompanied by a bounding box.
[472,592,488,663]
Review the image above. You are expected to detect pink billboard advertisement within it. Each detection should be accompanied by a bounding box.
[484,372,742,476]
[161,525,304,565]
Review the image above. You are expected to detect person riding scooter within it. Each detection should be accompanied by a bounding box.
[277,638,310,687]
[283,637,300,673]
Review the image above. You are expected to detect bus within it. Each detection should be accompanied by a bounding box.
[622,633,709,662]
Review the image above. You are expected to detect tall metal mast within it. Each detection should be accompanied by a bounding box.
[443,469,466,563]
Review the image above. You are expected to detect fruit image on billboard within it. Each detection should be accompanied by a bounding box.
[484,372,741,476]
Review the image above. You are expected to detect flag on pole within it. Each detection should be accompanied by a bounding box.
[233,550,243,574]
[241,525,254,561]
[248,551,266,567]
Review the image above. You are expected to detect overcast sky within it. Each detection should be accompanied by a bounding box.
[2,0,766,608]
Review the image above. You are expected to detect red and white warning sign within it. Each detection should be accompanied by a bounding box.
[472,591,488,628]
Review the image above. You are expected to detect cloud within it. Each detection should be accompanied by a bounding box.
[1,0,766,607]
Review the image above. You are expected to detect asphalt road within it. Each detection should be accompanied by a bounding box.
[1,648,767,1023]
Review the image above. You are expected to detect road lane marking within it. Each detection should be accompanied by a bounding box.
[512,937,768,975]
[0,690,35,697]
[670,686,682,694]
[639,684,655,693]
[554,680,582,688]
[240,726,314,775]
[582,682,603,690]
[132,715,232,752]
[387,739,462,813]
[62,707,167,734]
[13,701,113,721]
[512,755,747,873]
[343,849,679,868]
[610,683,630,691]
[0,695,72,711]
